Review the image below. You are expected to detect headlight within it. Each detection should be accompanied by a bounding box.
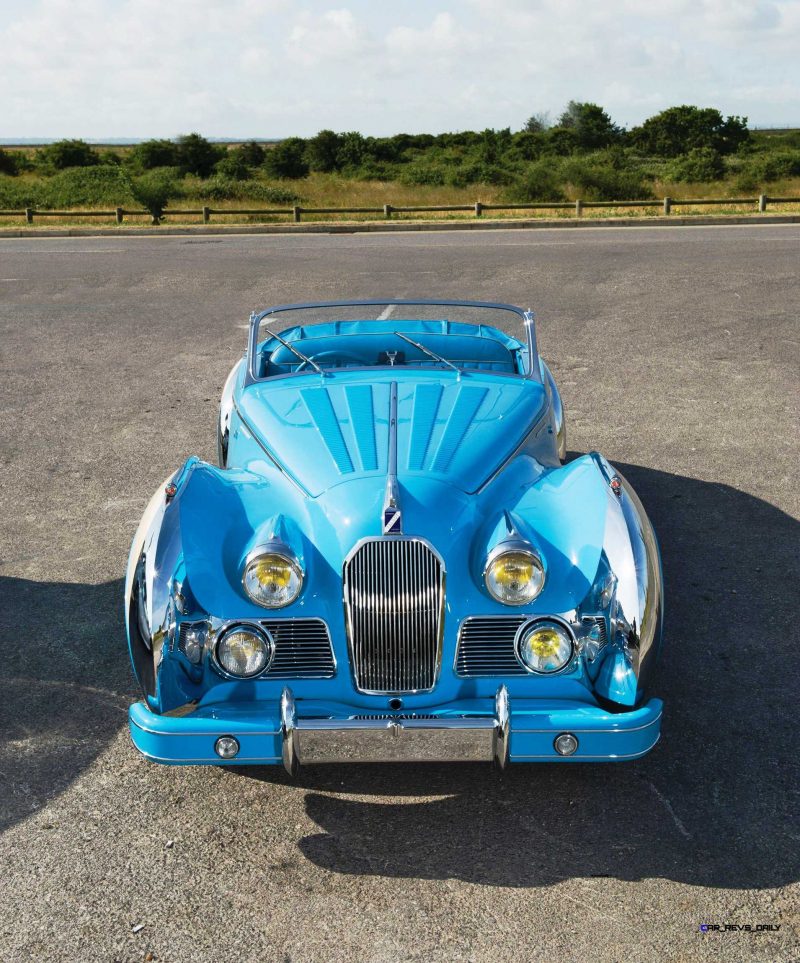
[243,551,302,608]
[216,624,273,678]
[517,620,573,673]
[484,549,545,605]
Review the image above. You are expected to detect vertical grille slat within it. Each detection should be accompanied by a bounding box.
[344,538,443,693]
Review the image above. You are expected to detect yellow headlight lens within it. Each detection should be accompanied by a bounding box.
[518,621,573,673]
[243,552,302,608]
[485,550,545,605]
[216,626,272,677]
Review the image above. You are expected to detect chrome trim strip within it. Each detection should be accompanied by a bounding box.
[471,407,550,494]
[382,382,403,535]
[231,398,310,496]
[512,735,661,761]
[513,712,663,734]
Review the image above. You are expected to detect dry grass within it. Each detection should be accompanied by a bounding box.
[1,171,799,229]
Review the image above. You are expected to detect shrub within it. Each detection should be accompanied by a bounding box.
[185,177,300,204]
[446,163,514,188]
[130,169,182,222]
[666,147,725,182]
[0,175,44,208]
[630,106,749,157]
[129,139,180,171]
[263,138,309,179]
[739,150,800,183]
[0,149,19,176]
[38,139,100,170]
[505,161,566,202]
[40,166,134,207]
[398,165,446,186]
[559,155,652,200]
[176,133,225,177]
[215,151,252,181]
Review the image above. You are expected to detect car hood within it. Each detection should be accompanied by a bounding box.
[237,370,547,497]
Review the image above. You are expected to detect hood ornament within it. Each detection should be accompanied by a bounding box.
[382,382,403,535]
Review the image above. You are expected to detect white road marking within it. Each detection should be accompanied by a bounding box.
[376,304,396,320]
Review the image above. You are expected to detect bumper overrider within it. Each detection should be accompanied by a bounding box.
[129,687,663,771]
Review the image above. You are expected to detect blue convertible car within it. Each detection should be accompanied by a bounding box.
[126,299,663,771]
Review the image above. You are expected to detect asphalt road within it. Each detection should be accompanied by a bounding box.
[1,224,798,963]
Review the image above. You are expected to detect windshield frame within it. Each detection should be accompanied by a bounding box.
[245,298,538,385]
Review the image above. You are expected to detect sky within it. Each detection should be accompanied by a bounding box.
[2,0,799,138]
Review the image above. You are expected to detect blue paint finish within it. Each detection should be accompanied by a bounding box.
[407,382,442,470]
[129,697,662,766]
[344,383,378,471]
[300,386,354,474]
[432,385,488,472]
[126,303,665,767]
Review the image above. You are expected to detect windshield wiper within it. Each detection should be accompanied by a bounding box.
[263,328,325,376]
[393,332,461,376]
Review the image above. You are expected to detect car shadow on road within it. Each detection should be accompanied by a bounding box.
[0,577,131,834]
[240,461,800,891]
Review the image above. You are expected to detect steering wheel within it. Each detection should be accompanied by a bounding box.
[296,350,367,371]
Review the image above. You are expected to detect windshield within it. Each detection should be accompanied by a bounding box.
[248,300,537,381]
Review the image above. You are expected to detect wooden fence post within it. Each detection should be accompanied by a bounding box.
[474,201,483,217]
[663,197,671,215]
[384,204,392,219]
[575,199,583,217]
[25,208,33,224]
[202,206,211,223]
[115,207,123,225]
[293,205,301,223]
[758,194,767,213]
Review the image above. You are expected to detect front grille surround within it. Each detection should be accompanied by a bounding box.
[343,536,446,694]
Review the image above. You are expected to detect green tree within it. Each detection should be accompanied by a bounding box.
[523,112,551,133]
[306,130,342,172]
[176,133,225,177]
[38,139,100,170]
[236,140,266,166]
[130,139,180,170]
[630,106,749,157]
[264,138,309,179]
[557,102,622,149]
[0,148,19,175]
[337,131,367,169]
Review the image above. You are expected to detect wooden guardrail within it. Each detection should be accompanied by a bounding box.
[3,194,797,225]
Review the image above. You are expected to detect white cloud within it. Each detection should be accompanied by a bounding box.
[0,0,798,137]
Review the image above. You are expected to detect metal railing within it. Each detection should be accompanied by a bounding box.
[2,194,798,226]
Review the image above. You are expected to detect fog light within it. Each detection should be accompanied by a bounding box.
[214,735,240,759]
[554,733,578,756]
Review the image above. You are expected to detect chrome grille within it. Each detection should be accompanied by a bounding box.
[455,616,528,676]
[343,538,444,693]
[259,619,335,678]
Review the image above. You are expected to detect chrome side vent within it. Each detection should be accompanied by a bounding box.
[343,538,444,694]
[259,619,336,679]
[455,616,529,677]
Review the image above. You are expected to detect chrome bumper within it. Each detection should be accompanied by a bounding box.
[280,686,510,774]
